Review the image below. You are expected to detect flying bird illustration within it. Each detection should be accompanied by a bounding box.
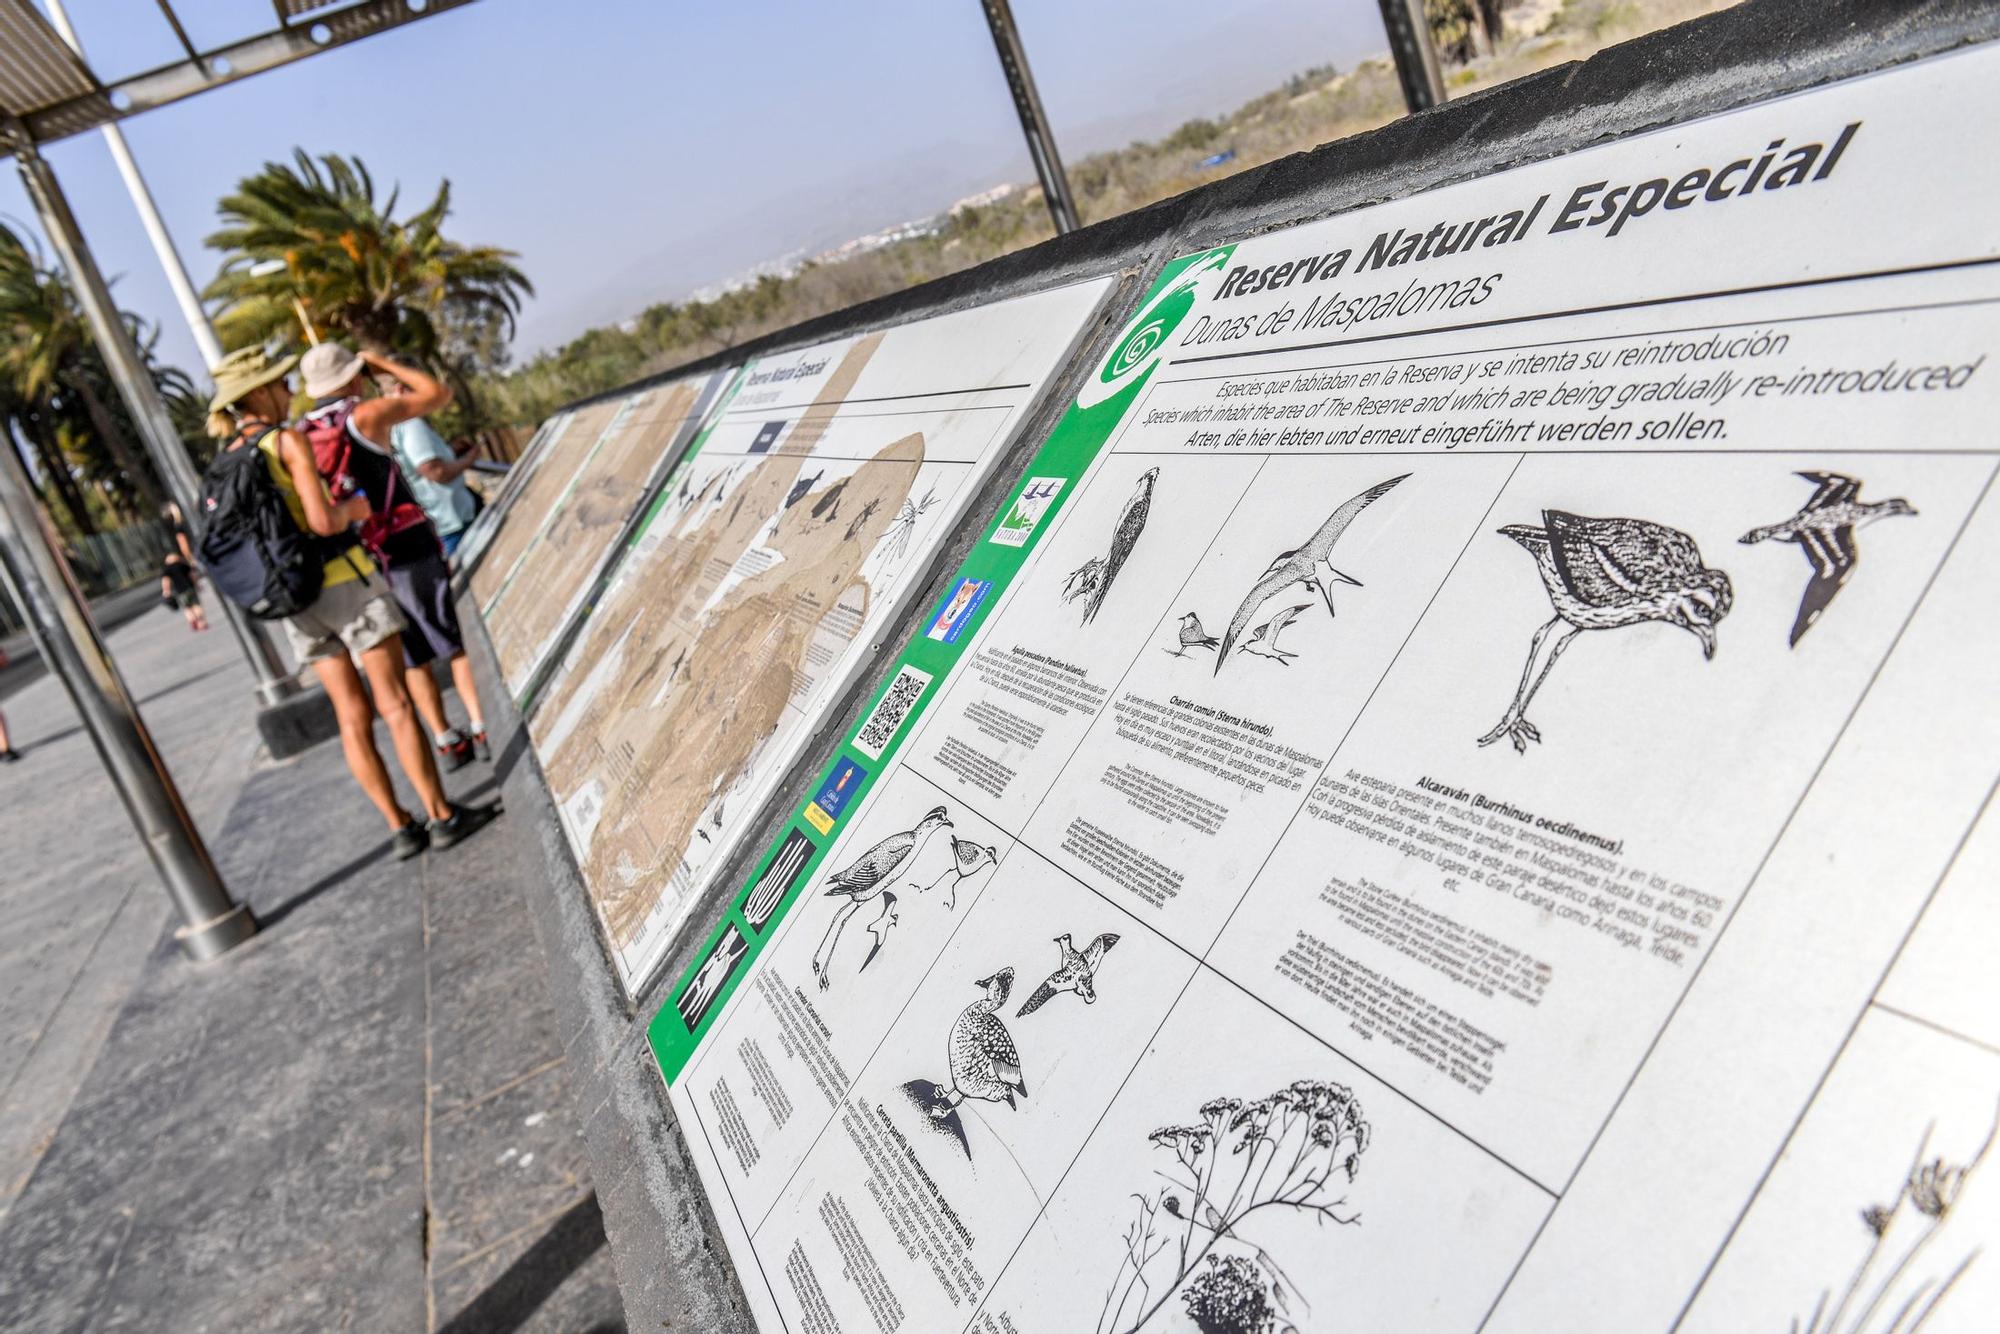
[1235,602,1311,665]
[911,836,997,910]
[812,805,952,987]
[784,469,824,511]
[1166,612,1220,657]
[859,891,899,971]
[1062,468,1159,625]
[1738,472,1914,646]
[1017,933,1121,1016]
[1479,510,1732,753]
[1215,473,1407,673]
[809,478,848,521]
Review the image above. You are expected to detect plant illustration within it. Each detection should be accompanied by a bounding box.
[1096,1079,1368,1334]
[1795,1095,1996,1334]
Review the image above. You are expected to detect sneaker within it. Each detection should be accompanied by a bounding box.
[429,801,501,851]
[0,749,18,764]
[435,733,474,772]
[470,729,491,762]
[392,819,429,860]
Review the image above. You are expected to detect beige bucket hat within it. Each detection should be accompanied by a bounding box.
[300,342,367,399]
[207,346,299,415]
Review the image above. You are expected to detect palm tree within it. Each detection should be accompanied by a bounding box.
[203,150,533,373]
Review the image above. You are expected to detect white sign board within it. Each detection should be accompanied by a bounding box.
[528,278,1115,991]
[656,45,2000,1334]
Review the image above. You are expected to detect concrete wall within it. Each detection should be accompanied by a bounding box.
[464,3,2000,1326]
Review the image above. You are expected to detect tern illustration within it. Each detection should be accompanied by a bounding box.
[1235,603,1311,665]
[1739,472,1914,646]
[1017,933,1120,1016]
[911,836,997,910]
[1166,612,1220,657]
[812,805,951,987]
[1215,473,1407,672]
[1063,467,1159,625]
[1479,510,1732,753]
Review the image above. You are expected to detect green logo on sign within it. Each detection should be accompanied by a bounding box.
[1101,280,1195,384]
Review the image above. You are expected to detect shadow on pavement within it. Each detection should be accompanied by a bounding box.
[437,1193,621,1334]
[259,837,394,929]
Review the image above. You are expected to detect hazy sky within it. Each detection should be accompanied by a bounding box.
[1,0,1388,381]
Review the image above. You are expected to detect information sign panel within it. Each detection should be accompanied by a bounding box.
[478,371,731,695]
[527,278,1115,991]
[654,47,2000,1333]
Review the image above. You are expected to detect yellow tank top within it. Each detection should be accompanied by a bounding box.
[253,431,375,588]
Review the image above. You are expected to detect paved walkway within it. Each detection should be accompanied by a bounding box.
[0,599,624,1331]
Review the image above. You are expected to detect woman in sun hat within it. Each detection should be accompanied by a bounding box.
[205,346,497,858]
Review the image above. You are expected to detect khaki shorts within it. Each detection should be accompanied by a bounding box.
[279,576,407,664]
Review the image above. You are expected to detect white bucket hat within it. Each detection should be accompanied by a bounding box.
[299,341,367,399]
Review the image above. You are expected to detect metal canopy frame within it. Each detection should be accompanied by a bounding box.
[0,0,479,147]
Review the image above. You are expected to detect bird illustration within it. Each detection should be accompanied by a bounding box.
[910,836,997,910]
[859,891,899,971]
[941,969,1027,1114]
[1017,933,1120,1015]
[1739,472,1914,646]
[1235,603,1311,665]
[785,469,824,511]
[1166,612,1220,657]
[809,478,848,521]
[1062,468,1159,625]
[812,805,952,987]
[1479,510,1733,754]
[1215,473,1407,673]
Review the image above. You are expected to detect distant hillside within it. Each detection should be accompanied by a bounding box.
[469,0,1731,431]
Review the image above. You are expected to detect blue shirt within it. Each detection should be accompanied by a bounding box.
[388,417,478,536]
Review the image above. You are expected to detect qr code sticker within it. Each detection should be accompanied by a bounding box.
[854,664,934,759]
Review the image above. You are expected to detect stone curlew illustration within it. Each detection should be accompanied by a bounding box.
[910,836,997,910]
[1235,602,1311,665]
[1166,612,1220,657]
[1215,473,1407,673]
[1017,933,1121,1016]
[1063,467,1159,625]
[1479,509,1732,753]
[1739,471,1914,646]
[812,805,951,987]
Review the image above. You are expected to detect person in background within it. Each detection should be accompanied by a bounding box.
[377,374,482,559]
[297,344,491,766]
[160,551,208,632]
[206,347,496,857]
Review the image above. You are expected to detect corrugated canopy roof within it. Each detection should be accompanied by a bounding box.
[0,0,98,120]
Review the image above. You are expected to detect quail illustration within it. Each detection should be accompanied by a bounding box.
[1063,467,1159,625]
[938,968,1028,1115]
[1216,473,1407,673]
[1739,472,1914,646]
[812,805,952,987]
[1166,612,1220,657]
[911,836,997,910]
[1017,933,1121,1016]
[1479,510,1732,753]
[1235,603,1311,665]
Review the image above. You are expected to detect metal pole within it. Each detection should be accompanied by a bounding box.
[0,438,257,960]
[42,0,227,371]
[1377,0,1449,112]
[7,131,300,706]
[979,0,1081,235]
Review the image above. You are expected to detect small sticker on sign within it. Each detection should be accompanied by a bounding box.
[925,578,991,644]
[990,477,1065,546]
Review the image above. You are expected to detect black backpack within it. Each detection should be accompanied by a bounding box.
[195,427,330,620]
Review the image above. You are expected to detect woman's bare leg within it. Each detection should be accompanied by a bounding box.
[313,654,410,830]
